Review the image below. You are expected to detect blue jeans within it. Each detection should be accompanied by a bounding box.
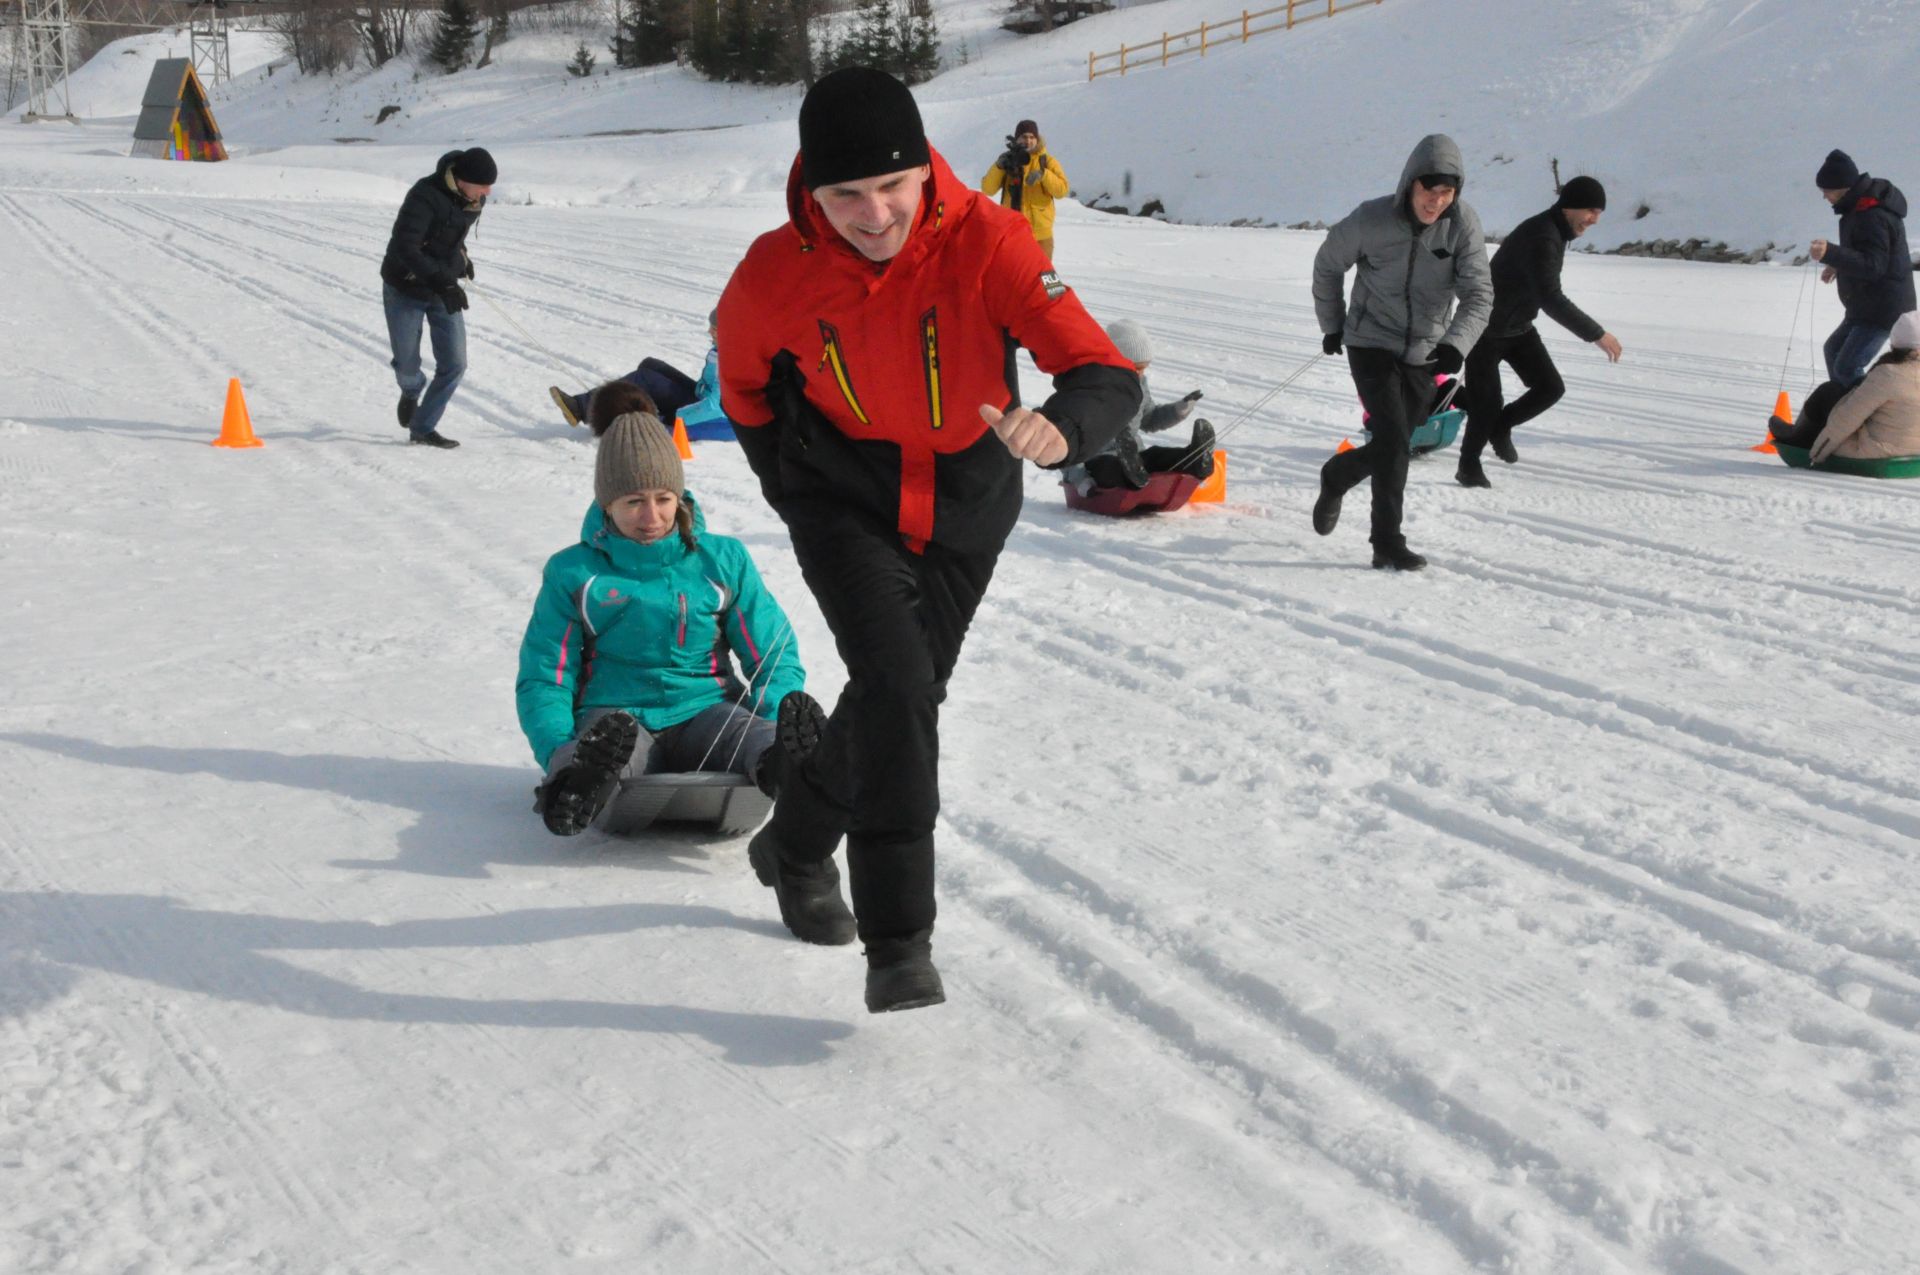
[1825,319,1891,388]
[383,283,466,438]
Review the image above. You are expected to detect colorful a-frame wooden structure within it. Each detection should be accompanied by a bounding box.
[131,59,228,162]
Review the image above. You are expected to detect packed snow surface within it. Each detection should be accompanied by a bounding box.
[5,1,1920,1271]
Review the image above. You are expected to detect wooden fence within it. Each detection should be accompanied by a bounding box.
[1089,0,1382,80]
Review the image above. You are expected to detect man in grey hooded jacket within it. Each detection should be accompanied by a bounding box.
[1311,134,1493,570]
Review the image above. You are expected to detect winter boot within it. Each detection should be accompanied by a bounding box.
[1455,455,1492,488]
[1490,431,1519,464]
[540,711,640,836]
[1372,545,1428,572]
[864,929,945,1013]
[1312,465,1343,536]
[753,690,826,798]
[397,394,418,429]
[1113,430,1151,490]
[748,832,857,946]
[1182,420,1217,479]
[548,385,582,428]
[409,431,460,449]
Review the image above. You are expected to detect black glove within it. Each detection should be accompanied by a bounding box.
[441,283,469,313]
[1430,343,1463,374]
[462,256,475,281]
[1321,332,1343,357]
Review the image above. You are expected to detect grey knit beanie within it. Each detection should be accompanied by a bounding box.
[595,412,683,509]
[1107,319,1153,367]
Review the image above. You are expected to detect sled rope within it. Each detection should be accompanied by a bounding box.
[470,283,587,377]
[694,624,797,775]
[1167,349,1327,472]
[1778,261,1816,395]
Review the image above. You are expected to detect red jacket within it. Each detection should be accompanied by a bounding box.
[718,147,1138,554]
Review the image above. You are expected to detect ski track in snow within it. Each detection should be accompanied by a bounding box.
[6,176,1920,1275]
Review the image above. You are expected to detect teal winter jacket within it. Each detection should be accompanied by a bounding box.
[515,496,805,767]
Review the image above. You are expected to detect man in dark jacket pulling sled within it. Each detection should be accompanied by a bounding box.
[380,147,496,449]
[1312,134,1493,571]
[1810,149,1916,388]
[1457,176,1623,489]
[717,67,1139,1013]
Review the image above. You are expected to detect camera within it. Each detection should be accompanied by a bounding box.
[999,135,1027,175]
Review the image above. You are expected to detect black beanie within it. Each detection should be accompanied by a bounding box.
[451,147,497,185]
[799,67,930,190]
[1015,119,1038,137]
[1815,148,1860,191]
[1556,175,1607,211]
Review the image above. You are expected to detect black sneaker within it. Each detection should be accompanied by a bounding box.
[549,385,582,428]
[1455,456,1492,488]
[864,930,945,1013]
[1371,545,1429,572]
[1312,469,1343,536]
[1490,432,1519,464]
[409,431,460,449]
[397,394,418,429]
[748,831,857,945]
[541,712,639,836]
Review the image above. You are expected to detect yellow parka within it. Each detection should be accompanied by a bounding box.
[982,138,1069,241]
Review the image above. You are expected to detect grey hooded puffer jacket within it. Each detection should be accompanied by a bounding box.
[1312,134,1494,363]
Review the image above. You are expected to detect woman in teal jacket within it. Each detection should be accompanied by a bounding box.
[517,391,820,835]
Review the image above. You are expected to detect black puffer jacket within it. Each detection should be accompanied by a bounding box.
[380,150,486,301]
[1827,175,1916,329]
[1486,207,1605,342]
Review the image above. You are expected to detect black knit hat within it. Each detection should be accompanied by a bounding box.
[1015,119,1038,137]
[1816,149,1860,191]
[451,147,497,185]
[1556,176,1607,211]
[799,67,930,190]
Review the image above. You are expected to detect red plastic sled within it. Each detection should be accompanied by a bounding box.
[1062,471,1203,516]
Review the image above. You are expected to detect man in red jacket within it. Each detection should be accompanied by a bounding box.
[718,67,1139,1014]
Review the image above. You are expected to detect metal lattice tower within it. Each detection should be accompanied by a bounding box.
[189,1,227,84]
[19,0,79,121]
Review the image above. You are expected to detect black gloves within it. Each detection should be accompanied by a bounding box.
[1321,331,1344,357]
[1430,344,1463,374]
[462,256,475,281]
[441,284,469,312]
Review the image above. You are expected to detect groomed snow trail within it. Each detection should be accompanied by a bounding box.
[5,182,1919,1274]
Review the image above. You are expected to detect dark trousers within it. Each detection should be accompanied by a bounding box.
[1322,347,1433,550]
[1825,320,1891,388]
[1461,327,1566,461]
[768,500,998,943]
[1771,379,1848,447]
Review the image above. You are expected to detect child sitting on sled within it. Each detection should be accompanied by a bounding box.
[1061,320,1215,493]
[515,383,822,836]
[547,310,731,438]
[1770,312,1920,463]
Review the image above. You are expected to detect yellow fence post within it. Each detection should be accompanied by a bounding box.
[1242,8,1249,40]
[1287,0,1296,29]
[1200,20,1208,54]
[1089,50,1095,81]
[1161,31,1168,66]
[1120,43,1128,75]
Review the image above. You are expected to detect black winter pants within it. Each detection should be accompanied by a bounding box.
[767,498,998,943]
[1770,379,1848,447]
[1461,327,1566,461]
[1322,347,1433,550]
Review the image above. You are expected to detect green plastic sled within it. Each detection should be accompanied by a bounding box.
[1774,443,1920,479]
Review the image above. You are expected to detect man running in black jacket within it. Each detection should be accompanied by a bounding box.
[1458,176,1623,489]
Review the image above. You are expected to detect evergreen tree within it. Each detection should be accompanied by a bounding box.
[895,0,939,83]
[567,40,597,76]
[427,0,481,73]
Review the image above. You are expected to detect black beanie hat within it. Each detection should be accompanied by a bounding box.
[451,147,497,185]
[1015,119,1038,137]
[799,67,930,190]
[1556,175,1607,211]
[1815,149,1860,191]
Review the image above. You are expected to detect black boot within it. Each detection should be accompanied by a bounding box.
[409,431,460,449]
[540,712,639,836]
[1490,431,1519,464]
[397,394,418,429]
[864,929,945,1013]
[1455,454,1492,488]
[753,690,826,798]
[1371,545,1429,572]
[1182,420,1217,478]
[1114,430,1151,490]
[548,386,582,428]
[1312,464,1343,536]
[748,832,857,945]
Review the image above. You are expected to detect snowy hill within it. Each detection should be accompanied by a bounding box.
[6,2,1920,1272]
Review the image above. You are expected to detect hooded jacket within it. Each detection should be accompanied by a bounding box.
[514,496,805,768]
[1813,358,1920,461]
[981,135,1070,241]
[1312,135,1494,363]
[1826,176,1917,330]
[1486,207,1606,342]
[717,147,1139,555]
[380,150,487,301]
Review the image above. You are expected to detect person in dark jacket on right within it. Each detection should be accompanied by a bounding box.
[1457,176,1624,488]
[1810,149,1916,388]
[380,147,496,449]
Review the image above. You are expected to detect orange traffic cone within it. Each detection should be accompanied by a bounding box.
[1752,390,1790,453]
[671,416,695,460]
[212,378,262,449]
[1335,437,1355,454]
[1190,450,1228,503]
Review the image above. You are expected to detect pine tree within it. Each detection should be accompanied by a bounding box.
[428,0,481,73]
[567,40,597,76]
[895,0,939,83]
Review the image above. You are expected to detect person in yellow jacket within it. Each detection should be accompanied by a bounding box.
[982,118,1069,260]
